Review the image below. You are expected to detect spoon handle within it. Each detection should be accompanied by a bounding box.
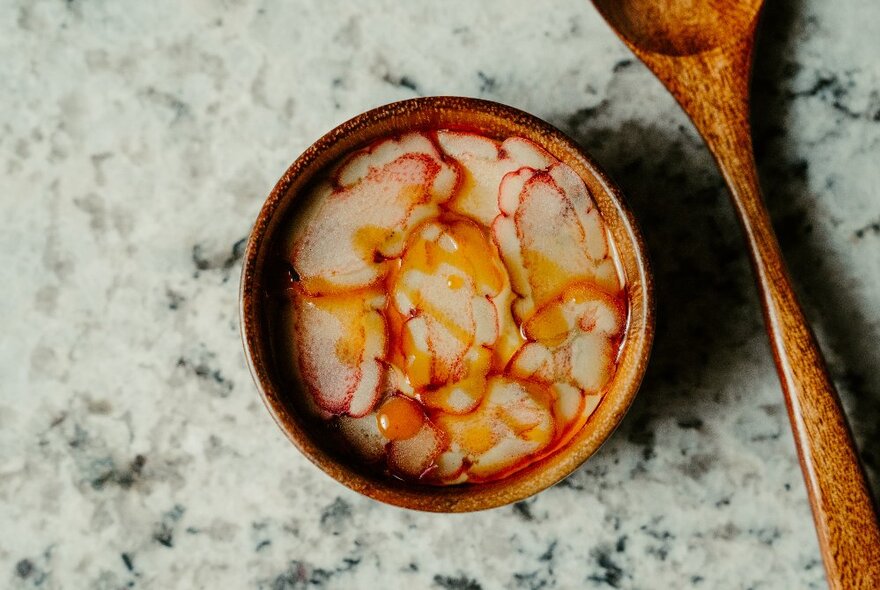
[677,49,880,589]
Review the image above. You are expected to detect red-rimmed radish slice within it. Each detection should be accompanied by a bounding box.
[292,155,446,295]
[473,295,499,346]
[498,167,534,216]
[522,282,626,343]
[500,137,555,170]
[439,377,554,480]
[521,281,625,395]
[336,132,459,201]
[387,419,447,479]
[434,450,467,482]
[421,346,492,415]
[294,292,386,416]
[494,163,623,317]
[564,331,617,394]
[551,382,584,427]
[507,342,554,382]
[490,216,531,306]
[436,130,500,160]
[338,413,386,462]
[437,131,520,225]
[491,292,525,371]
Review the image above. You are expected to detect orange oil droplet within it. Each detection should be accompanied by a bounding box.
[376,396,425,441]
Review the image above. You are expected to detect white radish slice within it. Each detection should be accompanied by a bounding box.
[498,167,534,216]
[507,342,554,382]
[387,420,446,478]
[473,295,499,346]
[436,130,500,160]
[422,347,491,415]
[398,266,475,384]
[500,137,555,170]
[437,130,520,225]
[434,450,467,482]
[494,164,623,318]
[348,310,387,417]
[336,132,458,202]
[519,282,625,395]
[292,155,441,295]
[552,382,584,426]
[515,172,595,308]
[439,377,554,480]
[338,413,386,462]
[491,286,525,369]
[564,331,616,394]
[491,216,532,308]
[294,292,386,416]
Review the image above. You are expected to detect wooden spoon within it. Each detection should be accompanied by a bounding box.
[589,1,880,586]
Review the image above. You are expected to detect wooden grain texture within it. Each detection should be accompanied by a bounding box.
[591,1,880,587]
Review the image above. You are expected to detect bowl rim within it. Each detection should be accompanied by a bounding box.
[240,96,654,512]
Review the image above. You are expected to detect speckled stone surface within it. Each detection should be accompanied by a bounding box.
[2,1,879,588]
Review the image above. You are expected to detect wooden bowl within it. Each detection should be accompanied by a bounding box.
[240,96,654,512]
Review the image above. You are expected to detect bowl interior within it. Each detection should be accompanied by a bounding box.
[240,96,654,512]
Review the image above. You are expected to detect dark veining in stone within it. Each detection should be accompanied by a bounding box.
[588,548,624,588]
[90,454,146,490]
[512,501,534,521]
[676,417,704,430]
[319,497,352,535]
[263,556,362,589]
[16,559,34,578]
[153,504,185,548]
[176,350,234,397]
[166,288,185,310]
[477,71,496,94]
[382,73,419,93]
[433,574,484,590]
[191,237,247,280]
[855,219,880,239]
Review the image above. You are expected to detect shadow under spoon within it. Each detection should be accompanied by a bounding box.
[587,0,880,587]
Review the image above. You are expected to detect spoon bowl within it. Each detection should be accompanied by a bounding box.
[592,0,763,56]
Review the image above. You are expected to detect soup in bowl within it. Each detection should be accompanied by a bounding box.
[240,97,653,511]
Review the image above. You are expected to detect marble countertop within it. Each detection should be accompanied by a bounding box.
[3,1,879,588]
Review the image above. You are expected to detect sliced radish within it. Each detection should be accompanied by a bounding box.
[436,130,500,160]
[498,167,534,216]
[434,450,467,482]
[293,291,386,416]
[490,216,531,300]
[387,419,447,479]
[473,295,499,346]
[564,331,616,394]
[421,346,491,415]
[338,413,386,462]
[500,137,555,170]
[507,342,554,382]
[437,130,520,225]
[518,281,626,395]
[523,282,625,342]
[292,155,444,295]
[336,132,458,202]
[494,163,623,318]
[438,376,554,480]
[552,382,584,427]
